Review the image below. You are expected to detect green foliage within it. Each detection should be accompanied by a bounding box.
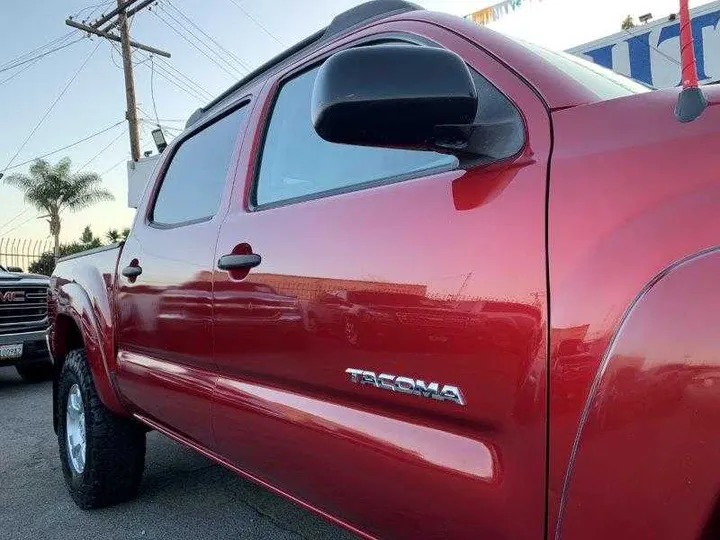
[28,225,114,276]
[621,15,636,30]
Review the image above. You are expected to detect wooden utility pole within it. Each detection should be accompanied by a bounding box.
[65,0,170,162]
[117,0,141,162]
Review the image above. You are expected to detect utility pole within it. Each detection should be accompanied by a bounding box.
[117,0,141,162]
[65,0,170,162]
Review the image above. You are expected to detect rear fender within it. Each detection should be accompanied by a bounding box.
[558,247,720,539]
[50,278,125,417]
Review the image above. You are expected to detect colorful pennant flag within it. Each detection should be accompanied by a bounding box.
[465,0,540,25]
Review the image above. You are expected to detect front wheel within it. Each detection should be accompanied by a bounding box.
[57,348,146,509]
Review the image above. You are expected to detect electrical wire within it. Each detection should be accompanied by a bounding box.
[0,209,33,235]
[0,58,43,87]
[163,0,251,73]
[0,37,85,75]
[2,121,124,173]
[154,56,213,98]
[77,129,127,173]
[73,0,115,21]
[150,56,161,127]
[99,157,129,176]
[226,0,283,46]
[0,31,76,71]
[2,41,102,174]
[1,213,41,237]
[153,9,243,79]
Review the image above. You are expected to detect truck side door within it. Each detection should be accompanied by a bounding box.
[212,22,551,540]
[115,101,251,447]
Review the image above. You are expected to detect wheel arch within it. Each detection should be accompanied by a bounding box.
[50,281,127,433]
[558,246,720,539]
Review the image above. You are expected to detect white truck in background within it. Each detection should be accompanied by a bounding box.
[569,0,720,88]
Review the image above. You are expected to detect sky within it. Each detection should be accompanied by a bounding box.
[0,0,711,244]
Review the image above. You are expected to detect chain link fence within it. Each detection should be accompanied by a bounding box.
[0,238,53,272]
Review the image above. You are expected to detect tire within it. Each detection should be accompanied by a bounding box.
[16,360,53,383]
[57,348,146,509]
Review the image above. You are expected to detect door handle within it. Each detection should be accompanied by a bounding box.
[121,265,143,278]
[218,253,262,271]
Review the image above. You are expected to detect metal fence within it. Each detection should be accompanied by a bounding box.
[0,238,53,271]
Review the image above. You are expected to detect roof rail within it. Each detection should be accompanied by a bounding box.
[185,0,422,128]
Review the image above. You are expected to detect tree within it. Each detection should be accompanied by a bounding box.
[621,15,636,30]
[28,226,103,276]
[4,157,114,256]
[121,227,130,241]
[105,228,121,243]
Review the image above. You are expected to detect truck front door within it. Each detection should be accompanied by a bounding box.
[212,23,551,540]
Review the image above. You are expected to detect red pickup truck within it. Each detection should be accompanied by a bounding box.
[47,1,720,539]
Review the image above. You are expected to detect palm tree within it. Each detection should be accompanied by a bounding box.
[4,158,114,256]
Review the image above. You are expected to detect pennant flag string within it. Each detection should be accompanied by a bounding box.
[465,0,540,25]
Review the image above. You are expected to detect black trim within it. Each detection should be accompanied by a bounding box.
[147,99,251,230]
[56,243,123,264]
[186,1,423,127]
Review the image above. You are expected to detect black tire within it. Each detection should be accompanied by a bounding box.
[15,360,53,383]
[57,348,146,509]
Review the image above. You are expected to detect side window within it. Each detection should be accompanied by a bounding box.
[255,65,458,207]
[151,104,248,226]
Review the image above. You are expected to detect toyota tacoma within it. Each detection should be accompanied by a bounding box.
[47,1,720,538]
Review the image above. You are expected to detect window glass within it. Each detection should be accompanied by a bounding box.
[255,67,458,207]
[152,105,248,225]
[516,39,651,99]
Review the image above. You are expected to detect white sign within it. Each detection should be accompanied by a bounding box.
[569,1,720,88]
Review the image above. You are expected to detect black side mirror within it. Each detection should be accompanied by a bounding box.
[312,44,478,151]
[7,266,23,273]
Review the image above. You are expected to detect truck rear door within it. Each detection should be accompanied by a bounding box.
[212,22,551,540]
[115,101,252,447]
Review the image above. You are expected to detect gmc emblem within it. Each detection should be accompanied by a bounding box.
[0,291,25,303]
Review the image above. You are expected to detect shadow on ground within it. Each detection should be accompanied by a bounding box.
[0,367,355,540]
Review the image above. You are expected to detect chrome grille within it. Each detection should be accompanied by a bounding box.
[0,286,48,334]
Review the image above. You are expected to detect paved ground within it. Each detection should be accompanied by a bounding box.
[0,367,355,540]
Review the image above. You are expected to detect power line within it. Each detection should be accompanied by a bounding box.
[1,213,40,237]
[153,8,243,79]
[226,0,283,46]
[77,129,127,172]
[150,56,161,126]
[0,209,33,235]
[155,2,245,75]
[0,31,75,71]
[2,121,124,173]
[99,156,129,176]
[0,37,85,75]
[2,41,102,174]
[154,56,213,98]
[0,58,42,87]
[163,0,251,73]
[73,0,116,21]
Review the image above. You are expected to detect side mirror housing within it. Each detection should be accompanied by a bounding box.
[7,266,23,273]
[312,44,478,151]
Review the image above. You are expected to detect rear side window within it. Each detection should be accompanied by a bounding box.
[151,105,248,226]
[254,66,458,207]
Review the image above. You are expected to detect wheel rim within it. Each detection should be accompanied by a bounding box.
[65,384,86,474]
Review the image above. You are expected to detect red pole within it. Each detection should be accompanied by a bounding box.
[679,0,699,89]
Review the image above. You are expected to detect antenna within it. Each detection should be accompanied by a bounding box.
[675,0,707,122]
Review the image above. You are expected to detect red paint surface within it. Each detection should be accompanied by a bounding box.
[48,10,720,540]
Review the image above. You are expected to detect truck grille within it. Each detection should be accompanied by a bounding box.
[0,286,49,335]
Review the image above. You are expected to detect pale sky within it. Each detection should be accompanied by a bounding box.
[0,0,710,243]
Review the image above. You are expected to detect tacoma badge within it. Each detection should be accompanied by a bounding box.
[345,368,465,406]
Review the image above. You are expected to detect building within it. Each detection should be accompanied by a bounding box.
[569,1,720,88]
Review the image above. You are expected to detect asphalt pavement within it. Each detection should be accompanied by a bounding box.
[0,367,355,540]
